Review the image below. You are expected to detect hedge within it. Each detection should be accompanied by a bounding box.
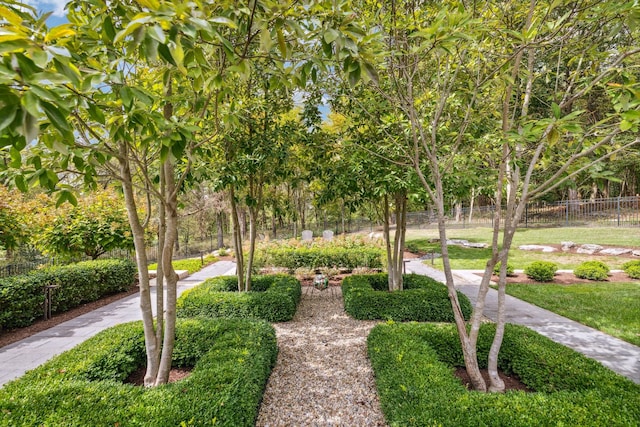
[368,322,640,426]
[342,274,472,321]
[255,247,385,270]
[0,259,136,330]
[177,274,301,322]
[0,318,278,427]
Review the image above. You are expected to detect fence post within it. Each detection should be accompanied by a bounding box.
[617,196,621,226]
[525,203,528,228]
[565,200,569,226]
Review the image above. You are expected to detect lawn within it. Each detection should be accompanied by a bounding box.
[405,227,639,270]
[148,254,217,274]
[505,282,640,346]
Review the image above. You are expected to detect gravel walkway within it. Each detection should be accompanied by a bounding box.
[256,286,387,427]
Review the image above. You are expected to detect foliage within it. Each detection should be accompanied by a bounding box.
[367,322,640,426]
[0,259,136,330]
[177,274,301,322]
[341,274,471,321]
[0,318,277,426]
[253,235,385,270]
[524,261,558,282]
[505,282,640,347]
[34,190,134,261]
[493,262,515,277]
[574,261,610,281]
[148,254,217,275]
[622,260,640,279]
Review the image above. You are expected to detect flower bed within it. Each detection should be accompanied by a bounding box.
[368,322,640,426]
[0,318,277,426]
[177,274,301,322]
[342,273,472,321]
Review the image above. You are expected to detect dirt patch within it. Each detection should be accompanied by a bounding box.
[493,270,635,285]
[125,366,192,385]
[0,284,139,349]
[454,367,533,392]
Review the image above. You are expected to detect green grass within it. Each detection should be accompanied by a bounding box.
[148,254,217,274]
[505,282,640,346]
[406,227,637,270]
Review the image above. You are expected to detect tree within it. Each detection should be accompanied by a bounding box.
[347,0,640,392]
[35,189,134,260]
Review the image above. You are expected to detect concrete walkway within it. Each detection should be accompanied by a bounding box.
[0,261,236,387]
[405,259,640,385]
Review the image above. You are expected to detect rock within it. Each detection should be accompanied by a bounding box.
[633,250,640,257]
[576,244,603,254]
[599,248,632,256]
[561,241,575,251]
[518,245,557,253]
[465,242,488,248]
[446,239,469,246]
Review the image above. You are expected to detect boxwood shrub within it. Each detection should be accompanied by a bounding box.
[0,259,136,330]
[574,260,610,281]
[177,274,301,322]
[524,261,558,282]
[0,318,277,427]
[342,274,472,321]
[368,322,640,426]
[622,260,640,279]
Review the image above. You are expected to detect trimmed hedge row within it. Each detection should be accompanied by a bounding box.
[368,322,640,426]
[0,318,277,427]
[177,274,302,322]
[342,274,472,321]
[0,259,136,330]
[255,247,385,270]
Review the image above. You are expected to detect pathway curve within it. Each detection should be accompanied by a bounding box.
[256,287,387,427]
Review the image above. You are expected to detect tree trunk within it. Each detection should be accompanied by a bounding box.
[118,146,159,388]
[216,212,225,249]
[230,187,245,292]
[244,205,258,292]
[383,191,407,292]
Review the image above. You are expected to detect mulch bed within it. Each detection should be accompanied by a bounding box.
[495,271,635,285]
[454,367,533,392]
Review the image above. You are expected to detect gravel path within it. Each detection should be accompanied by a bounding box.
[256,286,387,427]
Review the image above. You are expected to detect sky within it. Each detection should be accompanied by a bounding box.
[27,0,68,26]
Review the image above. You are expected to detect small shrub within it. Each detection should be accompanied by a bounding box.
[524,261,557,282]
[622,260,640,279]
[0,259,136,330]
[293,267,315,280]
[0,318,277,426]
[177,274,301,322]
[574,260,610,281]
[342,274,472,322]
[493,262,515,277]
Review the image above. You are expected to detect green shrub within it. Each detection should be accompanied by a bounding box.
[253,235,385,270]
[0,318,277,426]
[368,322,640,426]
[493,262,515,277]
[524,261,557,282]
[341,274,472,322]
[0,259,136,330]
[148,254,217,275]
[177,274,301,322]
[622,260,640,279]
[574,260,610,281]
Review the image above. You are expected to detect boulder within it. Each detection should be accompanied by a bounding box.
[561,241,575,251]
[599,248,632,256]
[576,244,603,254]
[518,245,557,253]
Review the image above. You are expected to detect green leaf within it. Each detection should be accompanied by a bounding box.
[41,101,71,134]
[0,104,17,133]
[620,120,634,131]
[158,43,177,66]
[324,28,339,44]
[277,28,287,58]
[102,16,116,41]
[547,126,560,144]
[14,175,27,192]
[21,91,40,117]
[551,103,561,119]
[210,16,237,29]
[148,24,166,43]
